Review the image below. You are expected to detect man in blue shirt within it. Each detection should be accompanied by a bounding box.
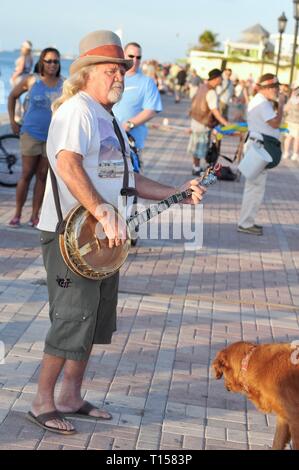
[113,42,162,162]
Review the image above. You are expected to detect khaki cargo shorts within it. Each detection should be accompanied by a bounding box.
[20,132,47,158]
[40,231,119,361]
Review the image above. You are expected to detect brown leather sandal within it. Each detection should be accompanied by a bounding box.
[64,400,112,420]
[27,410,77,435]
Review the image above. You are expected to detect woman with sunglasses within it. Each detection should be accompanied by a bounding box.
[8,48,63,228]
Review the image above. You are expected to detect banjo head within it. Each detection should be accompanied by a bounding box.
[59,205,131,280]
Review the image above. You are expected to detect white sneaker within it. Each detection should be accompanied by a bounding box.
[282,152,291,160]
[290,154,299,161]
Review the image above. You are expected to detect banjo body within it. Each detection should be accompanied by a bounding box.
[59,204,131,280]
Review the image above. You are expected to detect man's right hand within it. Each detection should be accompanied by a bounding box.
[96,205,127,248]
[11,121,21,135]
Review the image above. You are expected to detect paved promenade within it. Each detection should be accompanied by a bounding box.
[0,95,299,450]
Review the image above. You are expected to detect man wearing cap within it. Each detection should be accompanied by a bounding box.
[187,68,229,176]
[113,41,162,166]
[238,73,285,235]
[28,30,206,435]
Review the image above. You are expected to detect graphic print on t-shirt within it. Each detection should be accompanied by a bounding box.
[97,118,124,178]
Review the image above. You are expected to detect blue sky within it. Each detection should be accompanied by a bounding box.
[0,0,293,61]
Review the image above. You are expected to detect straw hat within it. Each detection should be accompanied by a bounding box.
[70,30,133,75]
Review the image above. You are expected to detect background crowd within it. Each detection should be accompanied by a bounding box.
[5,38,299,231]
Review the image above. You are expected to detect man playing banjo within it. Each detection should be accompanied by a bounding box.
[29,30,206,435]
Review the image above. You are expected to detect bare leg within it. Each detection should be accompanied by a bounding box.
[56,354,111,418]
[293,137,299,156]
[31,156,48,221]
[272,417,291,450]
[13,155,40,219]
[283,135,293,158]
[31,353,75,432]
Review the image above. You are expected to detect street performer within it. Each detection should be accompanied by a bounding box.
[28,30,206,435]
[187,68,229,176]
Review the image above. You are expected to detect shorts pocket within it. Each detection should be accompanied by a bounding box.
[45,307,96,353]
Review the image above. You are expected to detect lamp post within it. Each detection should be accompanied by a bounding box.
[290,0,299,85]
[276,12,288,75]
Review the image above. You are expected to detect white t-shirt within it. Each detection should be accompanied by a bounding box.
[247,93,280,139]
[206,89,218,110]
[191,89,218,132]
[38,91,135,232]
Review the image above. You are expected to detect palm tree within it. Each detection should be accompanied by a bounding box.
[198,30,220,50]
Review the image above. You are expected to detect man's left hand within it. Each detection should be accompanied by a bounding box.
[178,179,206,205]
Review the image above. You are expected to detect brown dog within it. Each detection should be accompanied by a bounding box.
[212,341,299,450]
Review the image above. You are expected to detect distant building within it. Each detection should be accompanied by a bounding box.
[224,24,274,61]
[188,23,294,84]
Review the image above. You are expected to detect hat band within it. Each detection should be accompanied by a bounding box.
[81,44,125,60]
[258,78,279,87]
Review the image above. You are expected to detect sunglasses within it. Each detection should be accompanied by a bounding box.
[128,54,142,60]
[43,59,60,65]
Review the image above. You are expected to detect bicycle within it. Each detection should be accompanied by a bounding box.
[0,133,22,187]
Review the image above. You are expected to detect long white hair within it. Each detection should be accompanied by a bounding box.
[52,65,95,113]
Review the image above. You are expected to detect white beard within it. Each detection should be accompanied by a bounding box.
[108,85,123,104]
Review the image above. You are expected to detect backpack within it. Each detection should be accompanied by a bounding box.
[216,166,237,181]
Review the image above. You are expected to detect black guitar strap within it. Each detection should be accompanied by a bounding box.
[111,115,138,198]
[49,166,65,234]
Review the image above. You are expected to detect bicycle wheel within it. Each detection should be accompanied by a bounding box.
[0,134,22,187]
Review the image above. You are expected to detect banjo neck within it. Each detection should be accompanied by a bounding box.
[127,189,193,233]
[127,165,220,234]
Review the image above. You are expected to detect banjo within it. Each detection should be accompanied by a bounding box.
[59,164,220,281]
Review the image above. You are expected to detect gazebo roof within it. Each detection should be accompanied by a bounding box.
[241,24,270,43]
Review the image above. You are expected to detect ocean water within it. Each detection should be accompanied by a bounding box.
[0,50,72,115]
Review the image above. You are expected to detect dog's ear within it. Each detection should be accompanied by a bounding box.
[212,351,229,379]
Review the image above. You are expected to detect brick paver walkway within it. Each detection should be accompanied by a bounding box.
[0,95,298,450]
